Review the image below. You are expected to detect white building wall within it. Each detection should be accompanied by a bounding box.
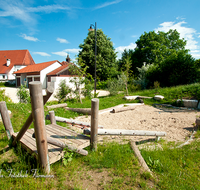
[8,65,27,80]
[40,61,61,88]
[0,74,8,80]
[51,76,85,90]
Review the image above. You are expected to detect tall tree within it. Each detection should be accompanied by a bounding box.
[133,29,188,66]
[78,29,118,81]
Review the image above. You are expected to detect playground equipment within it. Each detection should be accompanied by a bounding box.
[0,81,167,174]
[0,82,91,174]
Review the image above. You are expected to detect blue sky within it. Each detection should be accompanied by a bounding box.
[1,0,200,64]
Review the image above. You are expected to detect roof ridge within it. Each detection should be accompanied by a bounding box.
[57,65,69,75]
[22,50,28,65]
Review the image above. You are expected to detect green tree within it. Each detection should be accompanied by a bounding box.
[146,52,200,87]
[69,58,94,103]
[120,56,132,95]
[78,29,118,81]
[133,29,188,66]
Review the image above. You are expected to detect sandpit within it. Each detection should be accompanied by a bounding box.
[77,104,200,143]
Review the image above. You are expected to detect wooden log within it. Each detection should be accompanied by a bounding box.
[137,96,153,99]
[65,107,91,115]
[46,103,68,110]
[0,101,14,140]
[111,106,136,113]
[49,111,56,124]
[12,82,54,146]
[45,115,104,129]
[130,141,152,174]
[83,128,166,137]
[32,133,88,156]
[90,98,99,151]
[29,81,50,174]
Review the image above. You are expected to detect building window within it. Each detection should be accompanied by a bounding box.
[3,75,5,79]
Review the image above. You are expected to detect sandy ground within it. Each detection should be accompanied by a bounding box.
[77,104,200,143]
[2,87,199,143]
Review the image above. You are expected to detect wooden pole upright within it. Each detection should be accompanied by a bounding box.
[49,111,56,124]
[12,82,54,146]
[29,81,50,174]
[90,98,99,151]
[0,101,14,140]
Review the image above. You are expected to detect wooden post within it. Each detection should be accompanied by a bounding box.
[90,98,99,151]
[49,111,56,124]
[0,101,14,140]
[12,82,54,146]
[29,81,50,174]
[130,141,152,174]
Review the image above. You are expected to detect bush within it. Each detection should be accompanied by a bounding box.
[17,84,30,103]
[83,79,94,99]
[54,79,71,102]
[133,63,151,89]
[96,80,108,90]
[146,52,200,87]
[0,89,12,102]
[107,78,124,96]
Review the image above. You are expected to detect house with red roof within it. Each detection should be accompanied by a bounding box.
[14,60,62,88]
[14,55,80,90]
[46,62,78,90]
[0,50,35,81]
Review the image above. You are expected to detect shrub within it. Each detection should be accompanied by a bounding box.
[96,80,108,90]
[83,79,94,99]
[133,63,151,89]
[54,79,71,102]
[0,89,12,102]
[107,77,124,96]
[17,84,30,103]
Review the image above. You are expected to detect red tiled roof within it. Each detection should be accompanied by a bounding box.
[47,64,70,76]
[14,60,60,74]
[0,50,35,74]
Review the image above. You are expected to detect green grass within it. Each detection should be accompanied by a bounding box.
[141,140,200,189]
[0,83,200,189]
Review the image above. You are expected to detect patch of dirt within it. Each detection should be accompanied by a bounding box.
[65,167,113,190]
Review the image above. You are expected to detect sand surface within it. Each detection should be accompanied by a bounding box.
[77,104,200,143]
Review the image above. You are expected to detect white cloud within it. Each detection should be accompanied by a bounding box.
[57,38,69,44]
[20,34,39,42]
[115,42,136,53]
[52,49,80,57]
[94,0,123,10]
[0,1,72,30]
[52,51,68,57]
[33,52,51,56]
[131,35,138,38]
[27,4,71,13]
[64,49,80,54]
[115,42,136,59]
[155,21,199,52]
[0,1,35,24]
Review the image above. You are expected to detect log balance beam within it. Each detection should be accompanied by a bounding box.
[84,128,166,137]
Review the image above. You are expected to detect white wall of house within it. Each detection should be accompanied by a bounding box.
[51,76,85,90]
[0,74,8,80]
[8,65,27,80]
[40,61,61,88]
